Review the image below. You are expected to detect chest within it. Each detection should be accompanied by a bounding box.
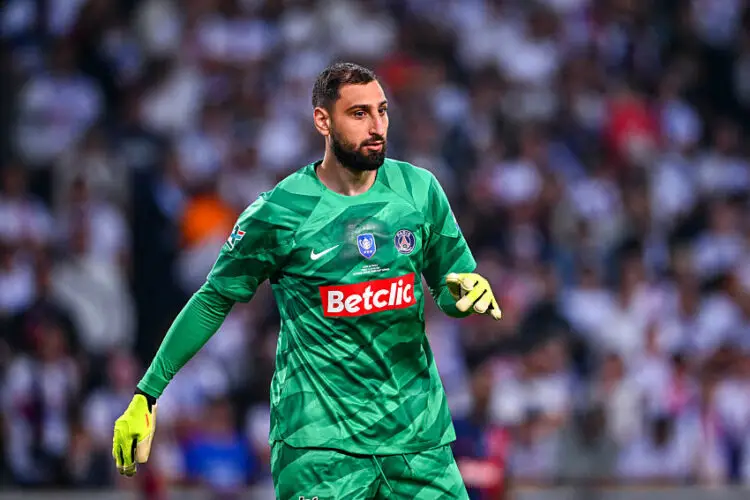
[283,200,428,285]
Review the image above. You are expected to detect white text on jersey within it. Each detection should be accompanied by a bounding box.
[319,274,416,317]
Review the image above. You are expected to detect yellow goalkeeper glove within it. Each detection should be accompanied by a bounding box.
[446,272,502,320]
[112,393,157,476]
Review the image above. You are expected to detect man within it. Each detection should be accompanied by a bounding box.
[112,62,502,499]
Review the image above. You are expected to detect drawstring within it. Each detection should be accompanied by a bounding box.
[401,454,414,477]
[372,456,393,492]
[372,454,414,493]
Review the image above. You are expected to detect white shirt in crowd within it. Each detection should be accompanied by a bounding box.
[15,73,102,166]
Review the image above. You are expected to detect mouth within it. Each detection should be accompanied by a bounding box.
[364,142,384,151]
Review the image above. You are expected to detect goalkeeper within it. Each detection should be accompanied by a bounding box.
[113,62,502,499]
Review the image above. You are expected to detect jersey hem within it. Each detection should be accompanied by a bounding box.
[269,434,456,457]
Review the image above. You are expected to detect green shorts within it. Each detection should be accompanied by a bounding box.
[271,442,470,500]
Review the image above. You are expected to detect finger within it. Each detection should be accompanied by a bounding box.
[113,428,125,467]
[456,284,485,312]
[472,279,496,314]
[445,273,462,298]
[119,441,137,476]
[459,275,477,292]
[447,273,476,301]
[445,273,460,284]
[489,297,503,320]
[118,447,137,476]
[113,440,122,469]
[115,428,135,471]
[136,405,157,464]
[473,293,491,314]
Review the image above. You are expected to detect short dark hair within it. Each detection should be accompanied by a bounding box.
[311,62,378,109]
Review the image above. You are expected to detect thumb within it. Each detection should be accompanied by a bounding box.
[135,404,157,463]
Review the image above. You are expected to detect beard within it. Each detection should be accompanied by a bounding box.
[330,127,386,172]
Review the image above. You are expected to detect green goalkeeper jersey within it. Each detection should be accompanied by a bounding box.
[145,158,476,456]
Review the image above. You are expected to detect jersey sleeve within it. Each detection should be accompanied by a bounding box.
[206,194,292,302]
[422,173,477,300]
[137,282,234,398]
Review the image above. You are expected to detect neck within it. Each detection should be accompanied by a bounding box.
[317,152,377,196]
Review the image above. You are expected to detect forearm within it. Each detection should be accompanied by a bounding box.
[137,282,234,398]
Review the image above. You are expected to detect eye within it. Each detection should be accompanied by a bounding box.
[353,110,366,118]
[379,107,388,115]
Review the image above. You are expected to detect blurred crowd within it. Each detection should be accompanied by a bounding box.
[2,0,750,498]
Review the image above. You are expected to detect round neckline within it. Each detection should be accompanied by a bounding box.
[310,160,383,200]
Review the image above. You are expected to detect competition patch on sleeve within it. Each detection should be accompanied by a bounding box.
[226,224,246,250]
[451,211,462,233]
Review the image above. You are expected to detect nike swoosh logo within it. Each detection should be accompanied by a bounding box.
[310,245,340,261]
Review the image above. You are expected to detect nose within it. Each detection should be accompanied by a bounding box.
[370,115,387,138]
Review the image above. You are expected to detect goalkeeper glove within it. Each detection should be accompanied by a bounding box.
[112,392,157,476]
[446,272,502,320]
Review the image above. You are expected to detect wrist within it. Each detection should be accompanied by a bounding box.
[134,388,157,411]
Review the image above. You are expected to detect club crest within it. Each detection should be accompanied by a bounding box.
[356,233,376,259]
[394,229,416,255]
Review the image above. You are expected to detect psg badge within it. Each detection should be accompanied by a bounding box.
[357,233,377,259]
[394,229,415,255]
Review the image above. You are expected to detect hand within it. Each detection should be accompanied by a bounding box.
[112,394,157,476]
[446,273,502,320]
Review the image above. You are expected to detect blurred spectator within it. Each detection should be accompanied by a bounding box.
[138,57,204,137]
[14,42,103,170]
[713,351,750,482]
[157,349,232,431]
[507,409,560,485]
[616,413,695,485]
[6,251,80,357]
[590,352,646,445]
[54,127,129,212]
[217,146,274,213]
[181,397,258,499]
[556,406,618,486]
[491,337,572,429]
[50,183,136,356]
[2,320,80,486]
[57,176,131,271]
[0,162,53,244]
[176,179,236,293]
[0,239,36,319]
[81,350,143,485]
[453,356,511,500]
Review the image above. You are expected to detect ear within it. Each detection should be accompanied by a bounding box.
[313,107,331,136]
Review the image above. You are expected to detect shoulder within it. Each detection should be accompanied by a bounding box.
[379,158,440,207]
[382,158,437,186]
[238,164,322,230]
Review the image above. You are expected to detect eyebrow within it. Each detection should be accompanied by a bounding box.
[345,100,389,112]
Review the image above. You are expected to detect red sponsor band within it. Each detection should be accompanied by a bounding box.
[320,273,416,317]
